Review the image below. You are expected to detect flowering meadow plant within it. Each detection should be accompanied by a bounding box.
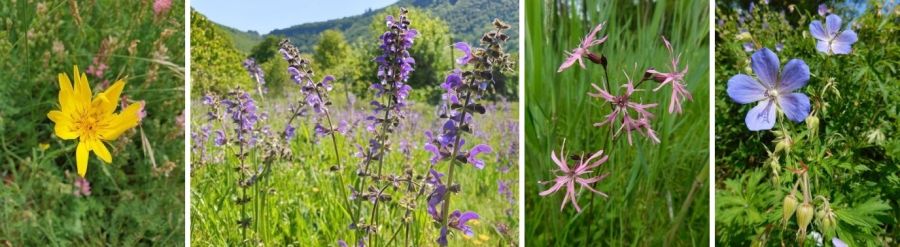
[0,1,185,244]
[524,0,710,245]
[191,6,519,246]
[715,1,898,246]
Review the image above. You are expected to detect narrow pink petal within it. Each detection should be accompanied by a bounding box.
[539,178,568,196]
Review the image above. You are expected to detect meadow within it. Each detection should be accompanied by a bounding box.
[714,1,899,246]
[190,7,519,246]
[524,0,710,246]
[0,0,185,245]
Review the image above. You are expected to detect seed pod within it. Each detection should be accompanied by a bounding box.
[782,194,799,224]
[796,202,814,232]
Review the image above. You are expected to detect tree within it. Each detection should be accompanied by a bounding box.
[190,10,251,95]
[313,29,351,75]
[249,36,282,64]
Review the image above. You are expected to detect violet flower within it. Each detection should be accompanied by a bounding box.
[727,48,810,131]
[558,22,608,72]
[646,36,692,114]
[453,42,473,65]
[214,130,226,146]
[810,15,858,55]
[466,144,492,169]
[539,142,609,212]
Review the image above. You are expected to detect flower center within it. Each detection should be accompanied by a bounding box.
[74,109,104,139]
[766,89,779,99]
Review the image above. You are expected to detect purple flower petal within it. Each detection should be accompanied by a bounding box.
[778,59,809,92]
[825,14,842,38]
[750,48,780,87]
[745,99,777,131]
[832,238,848,247]
[467,144,492,169]
[830,30,858,54]
[778,93,810,123]
[809,20,828,41]
[727,74,767,104]
[453,42,473,65]
[816,40,830,53]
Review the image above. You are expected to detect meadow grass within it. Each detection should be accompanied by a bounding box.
[0,0,185,245]
[190,90,519,246]
[524,0,710,245]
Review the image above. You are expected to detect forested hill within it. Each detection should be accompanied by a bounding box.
[215,0,518,54]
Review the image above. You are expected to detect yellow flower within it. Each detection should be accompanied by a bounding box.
[39,143,50,151]
[47,65,142,177]
[478,234,489,241]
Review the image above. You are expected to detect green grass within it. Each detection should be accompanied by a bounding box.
[524,0,710,245]
[190,91,519,246]
[0,1,185,245]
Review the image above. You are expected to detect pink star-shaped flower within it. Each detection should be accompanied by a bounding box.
[539,141,609,212]
[558,22,608,72]
[646,36,692,114]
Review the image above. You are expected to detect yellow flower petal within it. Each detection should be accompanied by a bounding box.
[57,73,75,112]
[90,140,112,163]
[76,141,89,177]
[54,122,79,140]
[73,65,92,106]
[99,80,125,114]
[99,102,142,141]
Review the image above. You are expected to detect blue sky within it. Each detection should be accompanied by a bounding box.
[192,0,398,34]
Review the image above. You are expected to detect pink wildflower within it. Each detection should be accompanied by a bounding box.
[589,72,659,145]
[646,36,692,114]
[539,140,609,212]
[558,22,608,72]
[153,0,172,15]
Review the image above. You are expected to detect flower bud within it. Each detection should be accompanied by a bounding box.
[586,52,607,68]
[818,205,837,238]
[806,115,819,137]
[796,202,814,232]
[782,194,798,224]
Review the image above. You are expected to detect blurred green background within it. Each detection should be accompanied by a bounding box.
[0,0,185,245]
[524,0,710,245]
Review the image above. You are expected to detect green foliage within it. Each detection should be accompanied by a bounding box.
[191,9,252,95]
[0,0,184,245]
[249,36,282,64]
[313,29,351,74]
[268,0,519,53]
[715,1,899,245]
[213,22,264,54]
[524,0,710,245]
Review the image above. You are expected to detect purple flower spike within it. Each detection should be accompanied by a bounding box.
[727,48,810,131]
[466,144,492,169]
[453,42,473,65]
[558,22,608,72]
[810,14,858,55]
